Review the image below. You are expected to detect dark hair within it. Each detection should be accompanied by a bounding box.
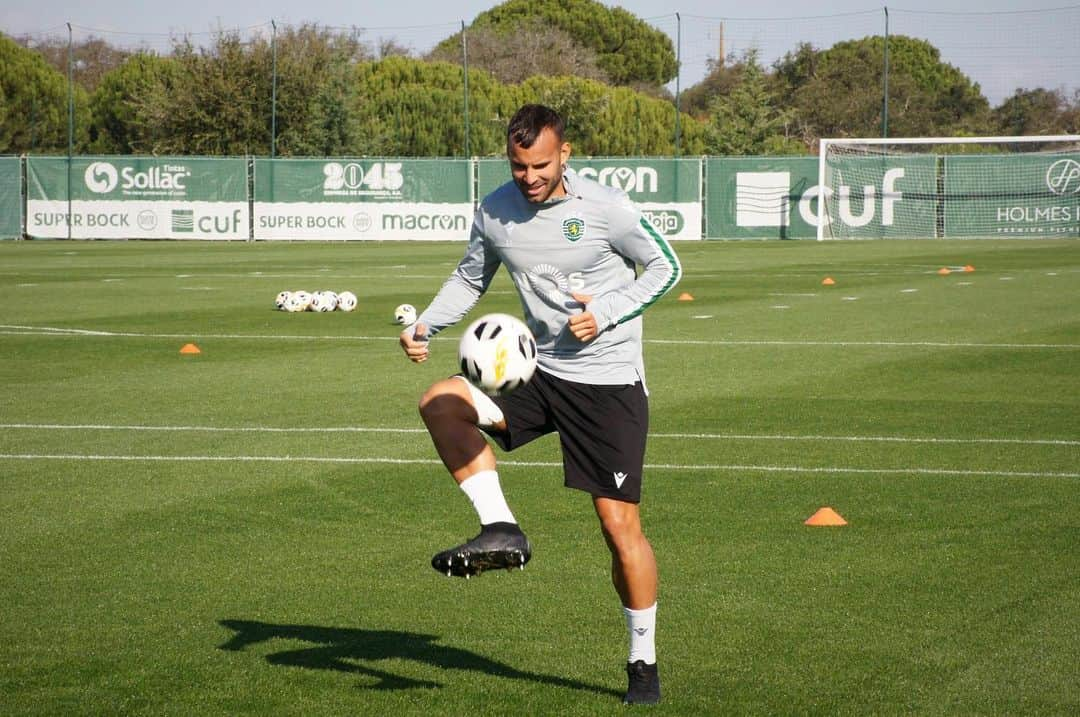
[507,104,564,148]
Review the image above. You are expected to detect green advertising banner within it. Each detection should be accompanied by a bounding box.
[707,156,941,239]
[477,158,508,200]
[254,159,473,240]
[0,157,21,239]
[477,158,702,240]
[820,155,939,239]
[706,157,819,239]
[944,153,1080,237]
[26,157,248,239]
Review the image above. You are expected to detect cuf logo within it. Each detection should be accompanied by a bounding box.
[1046,159,1080,196]
[561,217,585,242]
[84,162,118,194]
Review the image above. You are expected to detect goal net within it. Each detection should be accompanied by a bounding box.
[817,136,1080,240]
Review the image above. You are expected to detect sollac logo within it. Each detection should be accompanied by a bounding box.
[84,162,119,193]
[84,161,190,197]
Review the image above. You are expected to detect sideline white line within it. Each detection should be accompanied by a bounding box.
[0,423,426,434]
[646,338,1080,349]
[0,453,1075,479]
[1,325,1076,349]
[2,423,1076,447]
[652,432,1080,446]
[0,326,399,341]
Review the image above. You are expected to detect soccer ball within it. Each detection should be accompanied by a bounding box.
[394,303,417,326]
[291,290,313,311]
[458,313,538,396]
[311,291,337,312]
[283,293,307,313]
[275,291,291,310]
[337,291,358,312]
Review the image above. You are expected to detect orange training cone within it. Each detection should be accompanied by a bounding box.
[963,265,975,273]
[822,277,836,286]
[179,343,202,355]
[938,267,952,275]
[677,292,695,301]
[805,507,847,526]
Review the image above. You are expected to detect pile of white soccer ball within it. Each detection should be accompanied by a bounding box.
[273,292,420,327]
[275,290,358,313]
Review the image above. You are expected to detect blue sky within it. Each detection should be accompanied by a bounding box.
[4,1,1077,104]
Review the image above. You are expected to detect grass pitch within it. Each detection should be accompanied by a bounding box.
[1,238,1078,715]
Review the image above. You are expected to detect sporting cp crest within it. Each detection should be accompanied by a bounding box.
[561,217,586,242]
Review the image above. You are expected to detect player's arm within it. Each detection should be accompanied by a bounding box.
[582,206,682,335]
[399,215,501,362]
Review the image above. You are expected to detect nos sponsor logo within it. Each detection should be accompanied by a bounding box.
[577,166,659,194]
[383,213,467,232]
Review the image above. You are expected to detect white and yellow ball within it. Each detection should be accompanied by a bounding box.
[457,313,538,396]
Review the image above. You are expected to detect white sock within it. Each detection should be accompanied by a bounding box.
[624,603,657,664]
[458,470,516,525]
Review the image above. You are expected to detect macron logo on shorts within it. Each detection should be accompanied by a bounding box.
[613,472,628,489]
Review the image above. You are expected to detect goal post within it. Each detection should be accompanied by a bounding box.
[816,135,1080,240]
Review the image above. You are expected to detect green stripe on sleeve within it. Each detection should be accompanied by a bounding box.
[615,218,683,324]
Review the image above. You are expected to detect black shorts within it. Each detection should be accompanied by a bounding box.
[483,369,649,503]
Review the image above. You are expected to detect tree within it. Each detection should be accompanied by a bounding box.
[774,35,992,143]
[271,25,369,157]
[0,34,90,153]
[352,56,515,157]
[132,33,271,155]
[992,88,1080,136]
[518,75,704,156]
[16,35,130,92]
[432,0,676,87]
[706,50,802,156]
[88,53,177,153]
[428,18,609,86]
[350,55,703,157]
[110,26,370,156]
[680,55,744,120]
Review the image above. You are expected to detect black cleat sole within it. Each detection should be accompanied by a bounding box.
[432,548,530,578]
[431,522,532,578]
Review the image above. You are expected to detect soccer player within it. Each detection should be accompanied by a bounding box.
[399,104,681,705]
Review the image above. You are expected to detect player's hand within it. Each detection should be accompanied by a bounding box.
[400,322,430,363]
[568,292,598,342]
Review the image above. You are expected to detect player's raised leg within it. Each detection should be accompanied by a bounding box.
[419,377,530,578]
[594,496,661,705]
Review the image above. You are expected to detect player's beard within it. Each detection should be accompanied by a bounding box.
[517,164,565,203]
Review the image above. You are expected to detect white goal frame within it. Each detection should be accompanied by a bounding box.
[816,135,1080,240]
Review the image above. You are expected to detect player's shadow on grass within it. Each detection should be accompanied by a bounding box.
[218,619,619,696]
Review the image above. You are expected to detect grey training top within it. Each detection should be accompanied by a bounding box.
[415,167,682,386]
